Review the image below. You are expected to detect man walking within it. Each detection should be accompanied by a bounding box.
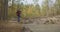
[16,9,21,22]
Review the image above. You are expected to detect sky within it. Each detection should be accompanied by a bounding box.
[8,0,56,7]
[20,0,44,5]
[20,0,56,5]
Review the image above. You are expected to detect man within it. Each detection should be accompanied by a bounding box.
[16,9,21,22]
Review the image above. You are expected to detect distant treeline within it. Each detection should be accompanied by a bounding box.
[8,0,60,18]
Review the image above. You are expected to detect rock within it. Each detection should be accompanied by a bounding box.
[21,26,32,32]
[9,15,60,24]
[44,20,49,24]
[43,17,57,24]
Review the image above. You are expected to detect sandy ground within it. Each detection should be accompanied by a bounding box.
[24,24,60,32]
[0,21,60,32]
[0,21,23,32]
[0,16,60,32]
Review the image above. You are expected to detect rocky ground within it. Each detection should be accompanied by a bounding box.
[20,15,60,24]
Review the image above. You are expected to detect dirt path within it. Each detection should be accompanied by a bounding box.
[23,24,60,32]
[0,21,23,32]
[0,16,60,32]
[0,20,60,32]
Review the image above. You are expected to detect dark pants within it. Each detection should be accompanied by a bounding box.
[18,16,20,22]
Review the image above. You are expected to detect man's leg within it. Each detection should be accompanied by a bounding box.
[18,16,20,22]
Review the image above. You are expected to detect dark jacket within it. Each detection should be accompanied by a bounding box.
[16,11,21,16]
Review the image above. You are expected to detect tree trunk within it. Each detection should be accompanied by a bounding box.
[0,0,8,21]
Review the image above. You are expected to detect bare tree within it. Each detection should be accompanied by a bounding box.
[0,0,8,21]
